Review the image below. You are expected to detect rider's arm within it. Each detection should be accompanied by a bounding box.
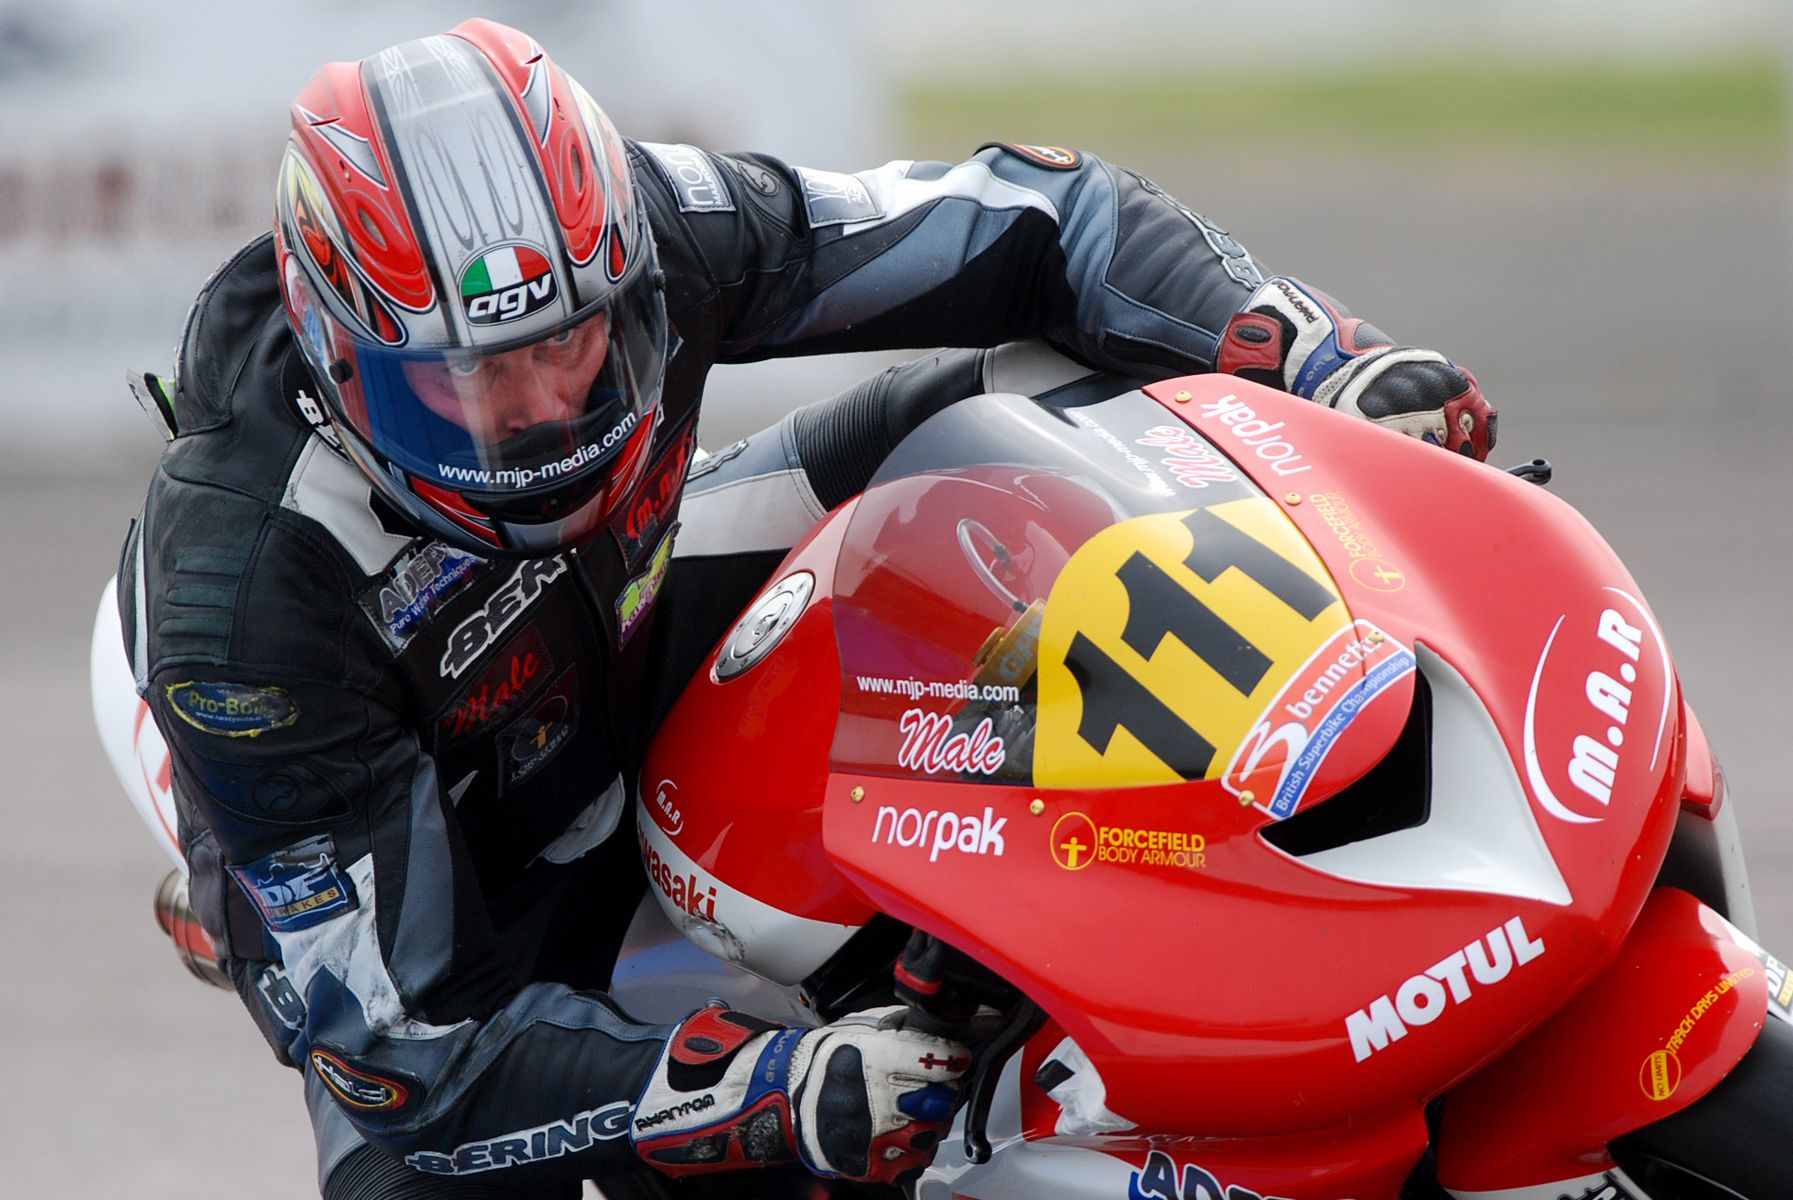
[637,140,1492,457]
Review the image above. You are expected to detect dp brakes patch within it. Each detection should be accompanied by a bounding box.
[230,834,358,933]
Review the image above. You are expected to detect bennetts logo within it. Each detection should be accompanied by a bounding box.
[460,244,558,325]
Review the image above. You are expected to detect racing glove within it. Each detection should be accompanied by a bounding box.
[1218,275,1497,460]
[631,1005,968,1184]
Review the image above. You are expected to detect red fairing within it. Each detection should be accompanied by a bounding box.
[1435,888,1768,1192]
[288,63,432,312]
[1679,703,1726,818]
[638,504,877,937]
[1011,1019,1425,1199]
[821,380,1678,1134]
[643,375,1690,1163]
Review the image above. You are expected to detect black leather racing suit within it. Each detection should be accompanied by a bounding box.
[118,141,1270,1190]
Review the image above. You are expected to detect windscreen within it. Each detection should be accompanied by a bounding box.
[830,388,1373,794]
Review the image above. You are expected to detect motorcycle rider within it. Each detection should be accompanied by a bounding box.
[117,18,1495,1199]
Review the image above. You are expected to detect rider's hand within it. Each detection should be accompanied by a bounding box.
[1218,275,1497,461]
[632,1005,969,1184]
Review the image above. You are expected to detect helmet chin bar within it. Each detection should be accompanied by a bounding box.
[393,451,630,559]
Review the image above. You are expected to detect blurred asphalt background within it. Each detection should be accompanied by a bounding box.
[3,1,1791,1195]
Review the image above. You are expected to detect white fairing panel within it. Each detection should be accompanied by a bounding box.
[607,893,816,1028]
[1291,644,1572,906]
[1037,1037,1136,1135]
[90,578,183,869]
[917,1053,1144,1200]
[635,795,861,985]
[1447,1166,1653,1199]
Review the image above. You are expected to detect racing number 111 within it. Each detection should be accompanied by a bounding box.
[1064,508,1336,779]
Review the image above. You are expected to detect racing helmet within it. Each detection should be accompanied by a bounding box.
[274,19,666,555]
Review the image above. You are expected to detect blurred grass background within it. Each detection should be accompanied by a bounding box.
[904,56,1788,166]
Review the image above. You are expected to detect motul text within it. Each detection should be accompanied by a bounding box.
[1346,915,1546,1062]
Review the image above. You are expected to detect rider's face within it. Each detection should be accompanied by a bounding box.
[403,313,611,445]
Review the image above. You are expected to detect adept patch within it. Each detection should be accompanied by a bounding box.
[229,834,358,932]
[360,542,483,651]
[166,681,299,738]
[460,243,558,325]
[616,524,677,645]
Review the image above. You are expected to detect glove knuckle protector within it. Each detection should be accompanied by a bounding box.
[1218,275,1496,461]
[631,1006,969,1184]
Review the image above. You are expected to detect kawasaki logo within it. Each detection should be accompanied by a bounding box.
[460,244,558,325]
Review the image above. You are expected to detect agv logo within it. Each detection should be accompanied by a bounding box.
[460,244,558,325]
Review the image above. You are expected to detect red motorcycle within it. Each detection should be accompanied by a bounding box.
[95,373,1787,1199]
[627,374,1789,1200]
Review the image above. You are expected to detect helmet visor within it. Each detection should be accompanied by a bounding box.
[332,269,667,509]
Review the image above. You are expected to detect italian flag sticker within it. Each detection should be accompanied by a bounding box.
[460,244,558,324]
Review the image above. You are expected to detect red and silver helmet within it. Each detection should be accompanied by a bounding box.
[274,19,666,555]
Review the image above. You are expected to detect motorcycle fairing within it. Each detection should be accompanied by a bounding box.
[919,1036,1427,1200]
[1662,704,1756,939]
[634,503,881,983]
[819,379,1684,1133]
[91,578,182,869]
[641,375,1685,1141]
[1441,1172,1649,1200]
[1434,888,1768,1195]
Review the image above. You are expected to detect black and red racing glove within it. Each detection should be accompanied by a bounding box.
[1218,275,1497,461]
[630,1005,969,1185]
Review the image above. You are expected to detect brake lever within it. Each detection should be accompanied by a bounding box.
[892,931,1046,1163]
[1505,457,1553,486]
[958,1000,1045,1164]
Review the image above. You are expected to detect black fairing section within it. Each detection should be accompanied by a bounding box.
[1612,1016,1793,1199]
[1260,674,1433,858]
